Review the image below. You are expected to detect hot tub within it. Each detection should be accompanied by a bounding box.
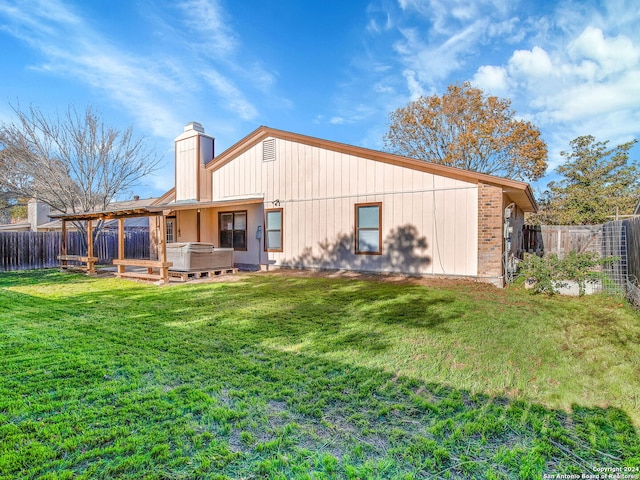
[166,243,234,271]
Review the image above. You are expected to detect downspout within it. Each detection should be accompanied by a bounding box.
[196,208,201,243]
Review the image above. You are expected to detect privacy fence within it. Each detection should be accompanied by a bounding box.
[522,225,602,256]
[0,230,150,272]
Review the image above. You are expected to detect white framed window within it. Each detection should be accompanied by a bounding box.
[264,208,283,252]
[355,202,382,255]
[166,218,175,243]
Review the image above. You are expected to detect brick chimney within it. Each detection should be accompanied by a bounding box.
[174,122,214,202]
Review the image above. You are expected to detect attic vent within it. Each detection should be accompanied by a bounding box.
[262,139,276,162]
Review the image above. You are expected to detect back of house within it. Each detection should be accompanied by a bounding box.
[151,122,536,286]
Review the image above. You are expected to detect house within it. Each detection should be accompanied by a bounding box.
[0,198,154,232]
[144,122,536,286]
[0,198,52,232]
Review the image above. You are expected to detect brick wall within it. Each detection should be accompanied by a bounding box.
[477,182,504,285]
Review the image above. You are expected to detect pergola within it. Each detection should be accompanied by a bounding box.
[50,205,172,283]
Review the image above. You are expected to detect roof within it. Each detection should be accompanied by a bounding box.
[49,197,160,221]
[205,126,538,212]
[38,217,150,230]
[49,196,264,221]
[146,196,264,212]
[0,221,31,232]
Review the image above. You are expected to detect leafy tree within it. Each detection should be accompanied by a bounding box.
[531,136,639,225]
[0,193,27,224]
[383,82,548,182]
[0,104,159,233]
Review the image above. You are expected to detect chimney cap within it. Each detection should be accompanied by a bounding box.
[184,121,205,133]
[133,195,140,201]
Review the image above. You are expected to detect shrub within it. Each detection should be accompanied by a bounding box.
[516,251,613,296]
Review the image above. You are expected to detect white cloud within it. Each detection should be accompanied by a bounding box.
[0,0,272,140]
[177,0,237,53]
[393,21,484,89]
[472,65,509,95]
[200,70,258,121]
[470,17,640,174]
[402,70,424,99]
[508,46,554,78]
[547,71,640,122]
[366,3,393,34]
[569,26,639,77]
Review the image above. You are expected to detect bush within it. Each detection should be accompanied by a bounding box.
[516,251,613,296]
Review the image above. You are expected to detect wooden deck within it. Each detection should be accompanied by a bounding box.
[112,259,173,284]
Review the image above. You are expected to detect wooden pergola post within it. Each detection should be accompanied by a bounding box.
[159,214,169,284]
[86,220,96,274]
[117,218,125,276]
[60,219,68,269]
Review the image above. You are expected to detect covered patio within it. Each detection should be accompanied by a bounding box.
[49,196,256,283]
[50,204,172,283]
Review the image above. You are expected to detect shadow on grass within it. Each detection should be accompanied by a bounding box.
[1,270,639,478]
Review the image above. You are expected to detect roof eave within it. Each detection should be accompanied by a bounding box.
[206,125,537,212]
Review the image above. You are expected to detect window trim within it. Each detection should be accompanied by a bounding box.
[355,202,382,255]
[264,208,283,252]
[218,210,248,251]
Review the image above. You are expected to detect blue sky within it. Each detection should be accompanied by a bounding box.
[1,0,639,200]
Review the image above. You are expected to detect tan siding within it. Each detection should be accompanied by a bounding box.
[325,151,334,199]
[176,137,199,201]
[210,138,479,277]
[177,210,197,241]
[290,143,299,200]
[340,154,349,198]
[421,190,434,275]
[375,161,385,193]
[200,209,216,244]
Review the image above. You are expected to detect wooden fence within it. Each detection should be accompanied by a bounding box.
[0,230,150,272]
[522,225,602,257]
[624,217,640,284]
[605,217,640,285]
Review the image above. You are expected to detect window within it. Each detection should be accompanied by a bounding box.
[355,202,382,255]
[166,218,175,243]
[219,211,247,250]
[264,208,283,252]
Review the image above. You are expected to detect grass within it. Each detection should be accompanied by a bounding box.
[1,269,639,479]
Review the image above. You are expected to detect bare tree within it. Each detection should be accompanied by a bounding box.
[0,104,160,236]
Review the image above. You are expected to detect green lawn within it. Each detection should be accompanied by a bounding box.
[1,269,639,479]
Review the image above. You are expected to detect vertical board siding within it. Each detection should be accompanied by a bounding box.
[176,137,199,201]
[211,137,479,276]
